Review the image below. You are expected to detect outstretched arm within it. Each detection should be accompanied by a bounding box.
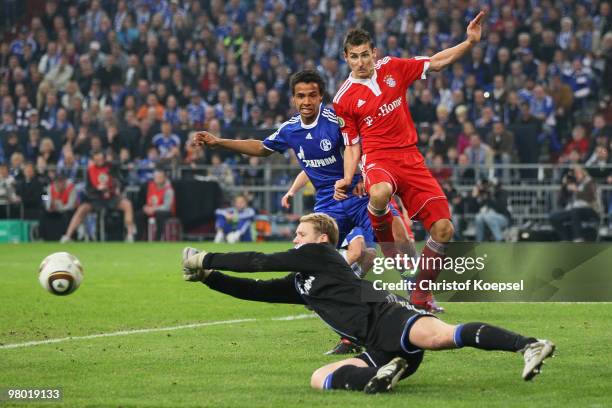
[429,11,485,72]
[192,131,274,157]
[205,271,306,305]
[202,244,336,275]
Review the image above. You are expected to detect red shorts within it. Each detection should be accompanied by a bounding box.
[362,147,450,230]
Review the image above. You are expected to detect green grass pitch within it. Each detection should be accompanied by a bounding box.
[1,243,610,407]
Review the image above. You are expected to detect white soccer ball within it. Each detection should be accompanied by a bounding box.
[39,252,84,296]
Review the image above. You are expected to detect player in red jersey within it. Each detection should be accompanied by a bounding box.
[333,12,485,313]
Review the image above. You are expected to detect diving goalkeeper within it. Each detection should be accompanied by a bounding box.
[182,213,555,393]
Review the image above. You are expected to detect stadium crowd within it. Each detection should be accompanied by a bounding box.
[1,0,612,240]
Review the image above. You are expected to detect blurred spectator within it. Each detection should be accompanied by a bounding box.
[56,146,80,182]
[412,89,437,126]
[454,153,476,184]
[0,112,17,133]
[40,173,77,240]
[39,137,58,164]
[464,133,493,179]
[548,74,574,137]
[487,120,515,182]
[430,154,452,184]
[9,151,24,179]
[529,85,555,125]
[567,59,593,112]
[15,162,43,219]
[560,125,590,163]
[241,156,264,186]
[469,179,511,242]
[214,195,256,243]
[0,163,20,217]
[586,146,611,181]
[137,93,164,121]
[152,121,181,162]
[136,146,159,183]
[550,166,601,241]
[60,150,135,242]
[591,114,612,140]
[45,55,73,92]
[137,168,175,241]
[208,153,234,186]
[3,133,20,163]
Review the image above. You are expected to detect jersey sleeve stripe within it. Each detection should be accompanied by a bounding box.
[322,108,337,118]
[342,132,349,145]
[333,79,352,104]
[321,112,338,122]
[266,117,298,141]
[421,61,430,79]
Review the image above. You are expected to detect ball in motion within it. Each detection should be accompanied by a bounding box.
[39,252,84,295]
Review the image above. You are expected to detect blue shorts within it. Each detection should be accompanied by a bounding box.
[341,227,372,249]
[315,194,374,249]
[315,191,402,249]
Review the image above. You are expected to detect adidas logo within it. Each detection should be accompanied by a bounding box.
[306,133,313,140]
[357,99,366,108]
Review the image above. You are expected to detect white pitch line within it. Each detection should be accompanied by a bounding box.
[0,314,316,350]
[271,314,315,321]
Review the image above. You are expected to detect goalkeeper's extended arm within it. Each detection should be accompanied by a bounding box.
[202,244,331,275]
[204,272,305,304]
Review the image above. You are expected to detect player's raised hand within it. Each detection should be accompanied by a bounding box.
[192,131,220,148]
[281,192,294,209]
[466,11,486,45]
[334,179,350,201]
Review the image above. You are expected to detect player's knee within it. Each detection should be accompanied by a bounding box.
[310,368,327,390]
[368,183,392,208]
[430,219,454,243]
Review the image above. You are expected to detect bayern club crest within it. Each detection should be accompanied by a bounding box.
[320,139,332,151]
[98,173,109,186]
[384,74,396,88]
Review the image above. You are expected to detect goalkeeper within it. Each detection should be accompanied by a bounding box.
[182,213,555,393]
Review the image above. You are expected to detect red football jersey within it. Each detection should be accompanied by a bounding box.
[333,56,430,154]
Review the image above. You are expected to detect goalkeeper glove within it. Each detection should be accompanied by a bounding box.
[182,247,212,282]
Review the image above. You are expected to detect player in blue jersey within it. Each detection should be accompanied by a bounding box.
[194,71,384,267]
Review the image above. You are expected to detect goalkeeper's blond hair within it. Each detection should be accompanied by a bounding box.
[299,213,339,247]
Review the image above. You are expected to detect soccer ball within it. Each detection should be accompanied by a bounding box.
[39,252,84,296]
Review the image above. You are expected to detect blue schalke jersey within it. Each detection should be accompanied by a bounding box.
[262,106,360,207]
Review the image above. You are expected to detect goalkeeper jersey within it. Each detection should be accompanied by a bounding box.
[201,243,426,351]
